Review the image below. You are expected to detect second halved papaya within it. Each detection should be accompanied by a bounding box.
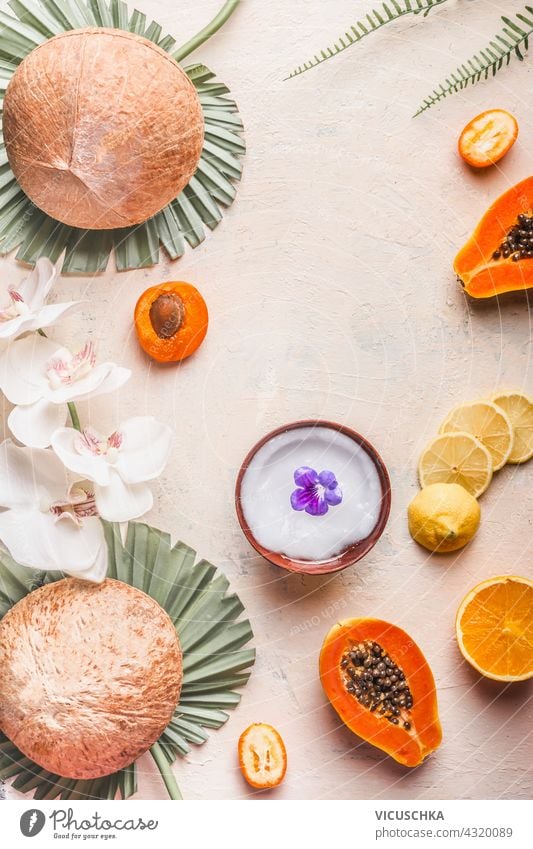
[320,618,442,767]
[454,176,533,298]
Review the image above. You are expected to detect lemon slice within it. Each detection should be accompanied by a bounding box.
[456,575,533,681]
[492,392,533,464]
[439,401,513,471]
[418,432,493,497]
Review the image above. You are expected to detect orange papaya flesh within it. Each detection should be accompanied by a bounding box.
[320,618,442,767]
[454,176,533,298]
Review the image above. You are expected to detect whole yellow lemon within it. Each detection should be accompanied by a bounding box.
[408,483,480,553]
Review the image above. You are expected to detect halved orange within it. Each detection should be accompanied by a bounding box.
[456,576,533,681]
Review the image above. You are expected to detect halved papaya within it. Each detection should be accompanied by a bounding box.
[320,618,442,767]
[454,176,533,298]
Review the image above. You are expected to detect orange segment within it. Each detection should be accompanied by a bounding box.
[238,723,287,789]
[458,109,518,168]
[456,576,533,681]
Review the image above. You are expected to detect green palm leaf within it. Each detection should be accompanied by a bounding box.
[0,0,244,271]
[415,6,533,115]
[284,0,448,80]
[0,521,255,800]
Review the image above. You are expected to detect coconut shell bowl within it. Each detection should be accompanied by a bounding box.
[235,420,391,576]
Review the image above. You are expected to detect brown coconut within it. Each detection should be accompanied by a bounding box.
[3,28,204,229]
[0,578,182,779]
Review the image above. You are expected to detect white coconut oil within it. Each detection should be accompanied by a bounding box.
[240,426,383,563]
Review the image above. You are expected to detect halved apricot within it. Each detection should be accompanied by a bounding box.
[238,723,287,789]
[458,109,518,169]
[134,281,208,363]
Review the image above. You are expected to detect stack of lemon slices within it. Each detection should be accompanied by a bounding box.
[418,392,533,498]
[408,392,532,555]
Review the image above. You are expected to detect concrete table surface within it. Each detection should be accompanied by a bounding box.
[1,0,532,800]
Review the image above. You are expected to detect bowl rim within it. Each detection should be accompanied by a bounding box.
[234,419,391,575]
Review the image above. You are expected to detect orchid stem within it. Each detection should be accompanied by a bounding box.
[174,0,240,62]
[68,402,81,432]
[150,742,183,800]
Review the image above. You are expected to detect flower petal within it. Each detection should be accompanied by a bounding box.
[34,301,81,330]
[291,487,315,511]
[0,507,107,580]
[318,469,337,489]
[18,257,57,310]
[293,466,318,487]
[305,492,329,516]
[0,439,70,508]
[70,549,108,583]
[49,363,131,403]
[0,335,56,404]
[9,398,67,448]
[51,428,111,486]
[325,485,343,506]
[62,516,108,583]
[115,417,173,484]
[95,470,153,522]
[0,314,36,340]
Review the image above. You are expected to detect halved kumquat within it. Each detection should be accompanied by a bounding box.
[238,723,287,789]
[458,109,518,169]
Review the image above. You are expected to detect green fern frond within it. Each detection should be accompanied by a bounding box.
[415,6,533,115]
[284,0,449,80]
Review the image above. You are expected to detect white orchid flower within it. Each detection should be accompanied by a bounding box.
[0,257,79,341]
[0,334,131,449]
[0,439,107,583]
[51,417,173,523]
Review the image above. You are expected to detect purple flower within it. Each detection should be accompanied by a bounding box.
[290,466,343,517]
